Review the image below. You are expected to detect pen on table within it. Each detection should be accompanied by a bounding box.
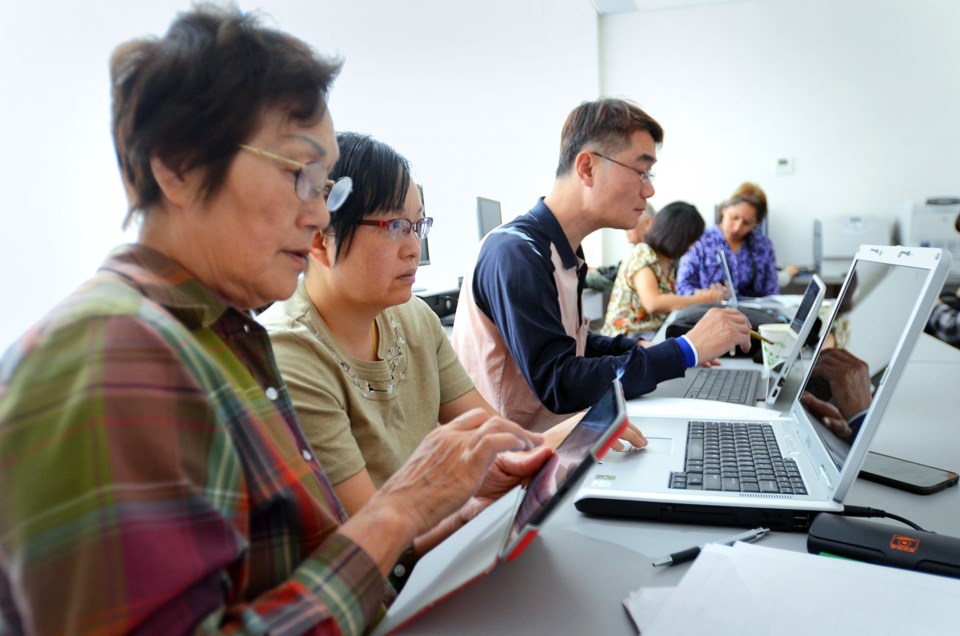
[749,329,773,345]
[652,527,770,567]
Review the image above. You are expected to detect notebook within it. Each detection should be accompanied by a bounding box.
[664,274,825,406]
[372,379,628,635]
[575,245,950,531]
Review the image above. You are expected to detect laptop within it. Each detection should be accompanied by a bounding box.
[664,274,825,406]
[575,245,950,531]
[372,379,628,635]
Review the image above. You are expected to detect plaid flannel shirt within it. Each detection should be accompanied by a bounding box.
[0,244,387,635]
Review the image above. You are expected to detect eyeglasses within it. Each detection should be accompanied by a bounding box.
[238,144,353,211]
[590,152,655,185]
[358,217,434,241]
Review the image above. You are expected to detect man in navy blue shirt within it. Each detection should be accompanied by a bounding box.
[452,98,751,432]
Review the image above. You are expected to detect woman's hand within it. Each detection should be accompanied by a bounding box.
[693,286,725,304]
[374,409,543,537]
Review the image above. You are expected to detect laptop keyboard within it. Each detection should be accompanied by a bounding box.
[669,421,808,495]
[683,369,758,405]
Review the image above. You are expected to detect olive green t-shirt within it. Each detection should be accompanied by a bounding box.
[258,280,474,488]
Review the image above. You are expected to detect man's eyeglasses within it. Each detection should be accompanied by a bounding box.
[358,217,434,241]
[590,152,655,185]
[238,144,353,211]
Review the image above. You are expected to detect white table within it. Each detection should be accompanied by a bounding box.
[396,334,959,634]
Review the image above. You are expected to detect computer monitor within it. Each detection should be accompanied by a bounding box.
[418,184,430,266]
[477,197,502,240]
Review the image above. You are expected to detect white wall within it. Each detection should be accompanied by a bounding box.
[598,0,960,270]
[0,0,600,353]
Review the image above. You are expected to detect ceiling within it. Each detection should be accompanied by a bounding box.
[591,0,752,15]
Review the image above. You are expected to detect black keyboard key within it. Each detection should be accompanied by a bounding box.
[686,437,704,462]
[704,474,722,490]
[759,480,780,493]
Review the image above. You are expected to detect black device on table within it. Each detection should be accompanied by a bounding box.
[859,451,958,495]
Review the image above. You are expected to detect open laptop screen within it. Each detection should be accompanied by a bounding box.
[800,258,932,469]
[717,251,738,306]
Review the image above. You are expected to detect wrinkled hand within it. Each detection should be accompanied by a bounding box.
[809,348,871,420]
[800,391,854,440]
[455,446,556,524]
[683,307,751,361]
[375,408,543,538]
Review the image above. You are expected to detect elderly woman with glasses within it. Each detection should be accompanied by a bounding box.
[259,132,645,517]
[0,8,548,635]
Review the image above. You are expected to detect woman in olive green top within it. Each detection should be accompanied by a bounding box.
[260,132,645,516]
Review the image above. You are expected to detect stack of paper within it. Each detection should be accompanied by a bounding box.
[624,542,960,635]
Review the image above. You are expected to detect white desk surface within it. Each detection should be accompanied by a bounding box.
[396,334,960,635]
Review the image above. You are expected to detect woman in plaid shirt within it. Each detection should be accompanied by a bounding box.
[0,6,547,635]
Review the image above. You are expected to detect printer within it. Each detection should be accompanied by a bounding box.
[814,215,894,279]
[899,198,960,279]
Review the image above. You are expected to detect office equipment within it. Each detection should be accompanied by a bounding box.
[899,197,960,278]
[652,526,769,566]
[807,514,960,578]
[394,332,960,635]
[813,215,893,279]
[575,246,950,531]
[476,196,502,240]
[663,275,824,406]
[371,380,628,635]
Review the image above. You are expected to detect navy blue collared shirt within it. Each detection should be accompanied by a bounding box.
[471,199,688,414]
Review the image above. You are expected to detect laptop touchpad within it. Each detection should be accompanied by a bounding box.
[642,437,674,454]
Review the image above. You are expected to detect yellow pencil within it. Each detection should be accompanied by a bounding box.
[750,329,774,345]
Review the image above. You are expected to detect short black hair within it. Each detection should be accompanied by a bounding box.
[643,201,705,260]
[325,132,414,262]
[110,4,342,228]
[556,98,663,177]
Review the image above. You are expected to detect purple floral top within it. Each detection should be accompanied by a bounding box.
[677,225,780,298]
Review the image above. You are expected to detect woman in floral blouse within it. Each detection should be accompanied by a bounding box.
[601,202,725,339]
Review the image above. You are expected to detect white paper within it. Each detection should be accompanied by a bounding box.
[624,542,960,636]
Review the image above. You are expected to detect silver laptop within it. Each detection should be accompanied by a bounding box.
[575,245,950,531]
[372,380,627,635]
[663,274,825,406]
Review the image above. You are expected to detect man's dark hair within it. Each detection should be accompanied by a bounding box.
[325,132,414,262]
[643,201,705,260]
[110,4,342,228]
[555,98,663,177]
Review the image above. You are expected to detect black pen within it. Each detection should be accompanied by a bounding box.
[652,527,770,567]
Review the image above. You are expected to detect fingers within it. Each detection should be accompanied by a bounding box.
[449,408,544,452]
[800,391,851,438]
[616,421,648,449]
[686,307,751,360]
[378,411,544,535]
[496,446,555,479]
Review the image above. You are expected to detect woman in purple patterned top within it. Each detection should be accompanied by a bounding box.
[677,182,780,298]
